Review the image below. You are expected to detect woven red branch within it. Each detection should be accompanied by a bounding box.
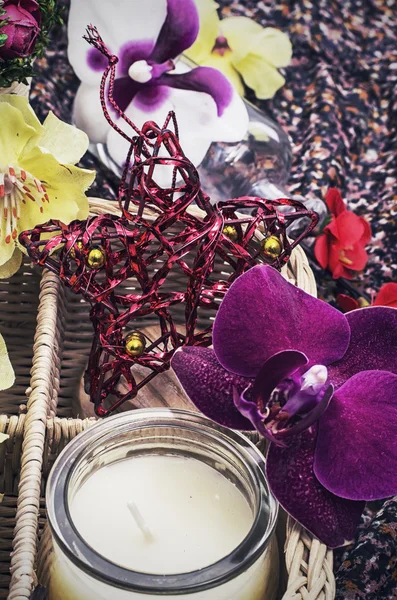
[19,29,318,416]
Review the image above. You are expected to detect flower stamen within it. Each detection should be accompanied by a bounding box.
[338,249,354,266]
[0,166,48,243]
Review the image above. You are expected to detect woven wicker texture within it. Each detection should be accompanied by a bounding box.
[0,264,41,416]
[282,518,335,600]
[1,199,334,599]
[0,80,31,98]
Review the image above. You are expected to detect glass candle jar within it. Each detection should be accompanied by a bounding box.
[46,409,279,600]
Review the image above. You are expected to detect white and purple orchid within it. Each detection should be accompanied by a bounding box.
[68,0,248,169]
[172,265,397,548]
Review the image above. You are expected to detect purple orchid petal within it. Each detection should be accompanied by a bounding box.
[266,427,365,548]
[314,370,397,501]
[237,351,334,444]
[133,86,171,112]
[150,0,199,63]
[328,306,397,389]
[68,0,167,87]
[171,346,254,430]
[106,86,175,169]
[118,40,156,76]
[87,47,109,72]
[213,266,351,377]
[158,68,234,117]
[113,77,143,113]
[252,350,308,406]
[113,79,171,116]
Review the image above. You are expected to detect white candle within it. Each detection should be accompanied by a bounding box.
[49,539,278,600]
[70,456,253,573]
[46,410,279,600]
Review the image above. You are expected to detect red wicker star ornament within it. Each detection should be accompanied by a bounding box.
[19,27,318,416]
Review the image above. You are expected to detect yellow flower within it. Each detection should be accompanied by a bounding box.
[0,332,14,392]
[186,0,292,99]
[0,95,95,278]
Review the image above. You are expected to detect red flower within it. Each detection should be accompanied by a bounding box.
[374,283,397,307]
[0,0,41,60]
[337,283,397,313]
[336,294,369,312]
[314,188,371,280]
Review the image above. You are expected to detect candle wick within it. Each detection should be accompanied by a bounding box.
[127,501,154,541]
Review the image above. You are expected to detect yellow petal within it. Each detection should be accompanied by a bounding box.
[0,103,38,164]
[21,145,95,195]
[185,0,220,64]
[39,112,90,165]
[15,187,88,239]
[0,95,42,134]
[220,17,266,62]
[233,55,286,99]
[0,333,15,391]
[221,19,292,67]
[197,51,245,95]
[0,248,23,278]
[16,149,92,233]
[249,28,292,68]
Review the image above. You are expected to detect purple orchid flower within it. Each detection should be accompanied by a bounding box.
[172,265,397,548]
[68,0,248,171]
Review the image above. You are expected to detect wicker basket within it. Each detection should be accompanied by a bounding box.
[0,199,335,600]
[0,80,31,98]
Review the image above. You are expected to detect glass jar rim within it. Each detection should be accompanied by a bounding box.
[46,408,278,594]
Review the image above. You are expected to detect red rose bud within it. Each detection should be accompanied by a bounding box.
[0,0,41,59]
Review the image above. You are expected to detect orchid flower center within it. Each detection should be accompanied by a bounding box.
[128,60,153,83]
[300,365,328,394]
[212,35,231,57]
[128,59,175,84]
[264,364,329,434]
[0,166,48,244]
